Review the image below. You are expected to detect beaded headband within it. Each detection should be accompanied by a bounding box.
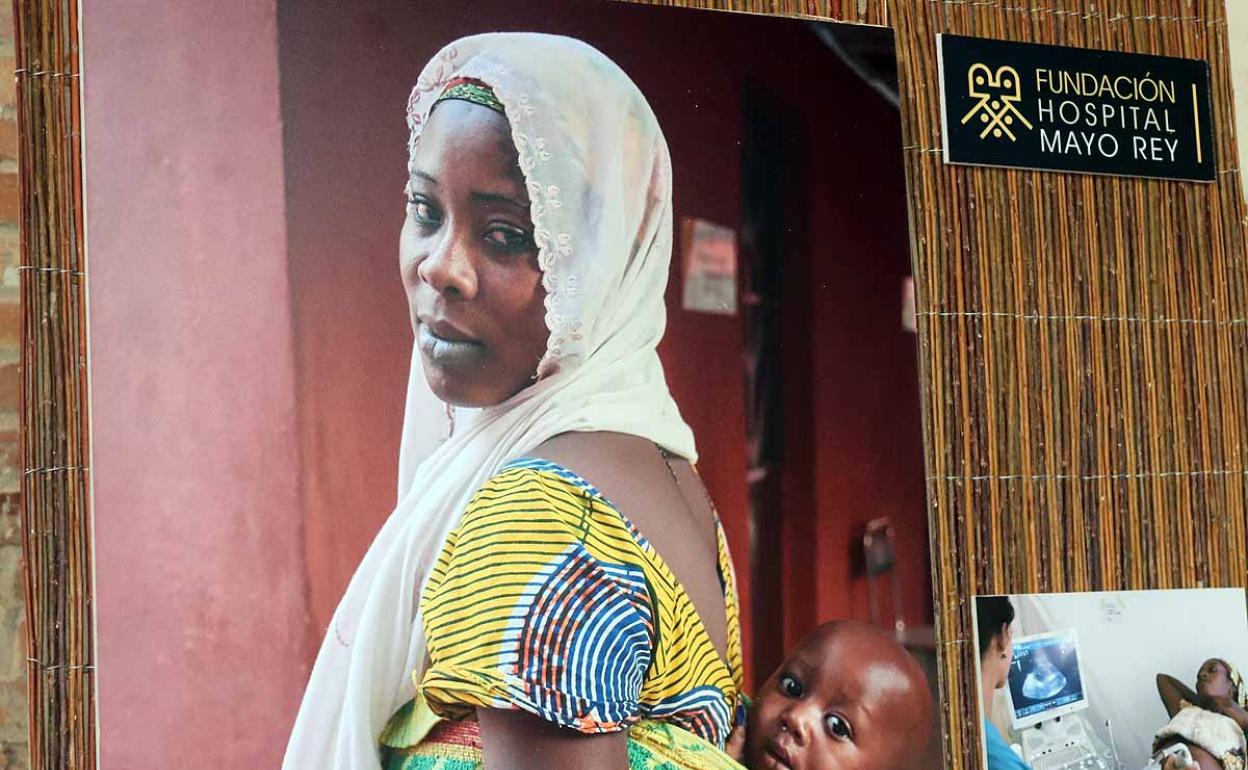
[432,77,506,116]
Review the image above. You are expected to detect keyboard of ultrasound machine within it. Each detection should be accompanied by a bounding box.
[1031,745,1111,770]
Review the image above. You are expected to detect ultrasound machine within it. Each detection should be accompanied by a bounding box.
[1003,630,1114,770]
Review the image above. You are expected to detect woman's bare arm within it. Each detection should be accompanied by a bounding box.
[478,709,629,770]
[1157,674,1201,718]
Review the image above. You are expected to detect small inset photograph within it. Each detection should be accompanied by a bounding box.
[973,589,1248,770]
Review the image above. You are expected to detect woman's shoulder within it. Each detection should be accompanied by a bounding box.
[425,455,654,621]
[451,454,639,559]
[527,431,676,488]
[467,456,609,519]
[465,431,672,526]
[522,432,693,531]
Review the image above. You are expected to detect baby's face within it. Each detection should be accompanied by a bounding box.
[1195,659,1233,699]
[745,627,919,770]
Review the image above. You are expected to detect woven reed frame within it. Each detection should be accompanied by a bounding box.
[16,0,1247,768]
[16,0,93,766]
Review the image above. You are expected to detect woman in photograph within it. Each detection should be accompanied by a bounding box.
[1154,658,1248,770]
[283,33,745,770]
[977,596,1033,770]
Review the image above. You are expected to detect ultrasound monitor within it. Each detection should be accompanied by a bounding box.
[1005,629,1089,729]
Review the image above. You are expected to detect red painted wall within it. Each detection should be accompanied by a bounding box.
[83,1,314,768]
[797,88,932,644]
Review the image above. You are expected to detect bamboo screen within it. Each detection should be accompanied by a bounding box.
[14,0,93,768]
[17,0,1248,768]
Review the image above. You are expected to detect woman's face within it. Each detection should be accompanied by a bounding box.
[401,98,548,408]
[1195,658,1234,699]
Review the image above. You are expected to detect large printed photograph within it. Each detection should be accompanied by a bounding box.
[81,1,932,768]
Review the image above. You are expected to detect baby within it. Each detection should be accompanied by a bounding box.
[727,620,934,770]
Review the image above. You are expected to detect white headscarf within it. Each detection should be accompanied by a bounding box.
[283,33,696,769]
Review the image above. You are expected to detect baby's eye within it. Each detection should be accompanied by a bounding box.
[778,674,803,698]
[823,713,853,741]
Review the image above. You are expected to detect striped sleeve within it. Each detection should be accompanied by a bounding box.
[417,467,656,734]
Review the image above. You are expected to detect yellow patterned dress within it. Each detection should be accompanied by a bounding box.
[379,458,747,769]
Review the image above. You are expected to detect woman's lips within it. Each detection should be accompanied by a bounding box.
[418,322,485,364]
[421,317,475,342]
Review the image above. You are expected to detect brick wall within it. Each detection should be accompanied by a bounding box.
[0,0,26,767]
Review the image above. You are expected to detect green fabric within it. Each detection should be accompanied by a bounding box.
[379,718,746,770]
[433,82,505,115]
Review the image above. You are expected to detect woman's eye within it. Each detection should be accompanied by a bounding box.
[823,713,853,741]
[484,225,534,252]
[779,674,803,698]
[405,194,442,227]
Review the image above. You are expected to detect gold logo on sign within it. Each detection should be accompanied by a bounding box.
[961,63,1033,141]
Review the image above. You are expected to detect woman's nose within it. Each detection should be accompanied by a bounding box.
[417,228,478,299]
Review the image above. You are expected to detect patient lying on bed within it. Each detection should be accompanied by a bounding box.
[1154,659,1248,770]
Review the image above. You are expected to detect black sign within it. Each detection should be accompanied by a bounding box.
[937,34,1215,182]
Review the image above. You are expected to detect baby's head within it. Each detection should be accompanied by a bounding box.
[746,621,932,770]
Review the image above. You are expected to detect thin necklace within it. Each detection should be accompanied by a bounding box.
[657,445,719,532]
[657,444,733,675]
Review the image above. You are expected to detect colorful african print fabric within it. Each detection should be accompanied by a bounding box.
[1226,660,1247,710]
[378,699,746,770]
[379,458,746,769]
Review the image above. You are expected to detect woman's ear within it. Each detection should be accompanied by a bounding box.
[994,624,1010,660]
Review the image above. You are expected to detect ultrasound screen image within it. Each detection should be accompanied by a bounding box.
[1007,631,1084,720]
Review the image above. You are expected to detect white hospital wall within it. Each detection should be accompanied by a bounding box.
[1004,589,1248,770]
[1229,0,1248,200]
